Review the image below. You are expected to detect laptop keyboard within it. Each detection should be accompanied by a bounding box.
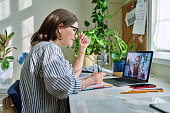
[114,78,140,83]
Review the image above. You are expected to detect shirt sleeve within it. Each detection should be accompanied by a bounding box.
[64,60,76,77]
[42,45,81,99]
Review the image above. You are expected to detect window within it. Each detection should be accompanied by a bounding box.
[151,0,170,64]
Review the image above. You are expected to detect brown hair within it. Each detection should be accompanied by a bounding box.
[31,9,78,46]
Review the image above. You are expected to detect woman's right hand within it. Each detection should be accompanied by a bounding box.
[91,72,106,84]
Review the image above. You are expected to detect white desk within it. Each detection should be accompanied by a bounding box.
[69,73,170,113]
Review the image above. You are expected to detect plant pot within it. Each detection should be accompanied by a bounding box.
[113,61,125,77]
[0,62,13,84]
[83,54,97,68]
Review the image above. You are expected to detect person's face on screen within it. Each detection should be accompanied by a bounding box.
[134,56,140,68]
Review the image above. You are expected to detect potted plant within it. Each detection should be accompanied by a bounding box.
[0,29,17,83]
[110,31,142,76]
[72,0,113,67]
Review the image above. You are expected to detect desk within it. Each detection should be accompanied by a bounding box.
[69,73,170,113]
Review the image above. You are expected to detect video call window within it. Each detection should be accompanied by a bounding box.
[124,53,152,80]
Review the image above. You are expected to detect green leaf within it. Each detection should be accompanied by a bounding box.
[1,59,9,69]
[104,29,114,37]
[6,47,17,53]
[121,53,127,59]
[86,48,92,55]
[112,53,119,62]
[103,1,107,8]
[4,29,7,38]
[92,0,97,3]
[4,56,14,60]
[7,32,14,40]
[96,39,105,46]
[104,24,107,29]
[92,18,97,23]
[97,15,103,22]
[108,13,113,19]
[84,21,90,27]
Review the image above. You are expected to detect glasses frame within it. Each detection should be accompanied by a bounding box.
[70,26,79,36]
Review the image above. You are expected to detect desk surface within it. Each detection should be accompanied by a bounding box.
[69,73,170,113]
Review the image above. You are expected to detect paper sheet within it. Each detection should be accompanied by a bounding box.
[132,2,146,35]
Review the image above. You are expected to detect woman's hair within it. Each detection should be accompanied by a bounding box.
[31,9,78,46]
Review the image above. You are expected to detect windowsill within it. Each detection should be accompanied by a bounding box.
[152,51,170,66]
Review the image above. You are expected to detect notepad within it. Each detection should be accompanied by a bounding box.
[82,82,113,91]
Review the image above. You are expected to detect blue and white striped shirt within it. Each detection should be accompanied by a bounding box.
[20,41,82,113]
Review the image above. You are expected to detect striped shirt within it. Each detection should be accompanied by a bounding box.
[19,41,82,113]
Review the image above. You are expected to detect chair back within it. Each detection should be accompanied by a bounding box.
[7,80,21,113]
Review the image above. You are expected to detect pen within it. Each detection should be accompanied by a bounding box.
[132,88,163,90]
[120,89,164,94]
[132,89,164,92]
[120,90,147,94]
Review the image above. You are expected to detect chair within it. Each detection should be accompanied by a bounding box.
[2,80,21,113]
[2,96,18,113]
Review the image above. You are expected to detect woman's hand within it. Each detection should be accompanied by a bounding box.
[79,32,90,49]
[90,72,106,84]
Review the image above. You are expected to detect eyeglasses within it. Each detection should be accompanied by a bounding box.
[70,26,79,36]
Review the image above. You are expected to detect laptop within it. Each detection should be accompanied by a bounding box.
[104,51,153,86]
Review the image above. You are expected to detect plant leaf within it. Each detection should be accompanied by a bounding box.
[103,1,107,8]
[84,21,90,27]
[86,48,92,55]
[4,56,14,61]
[4,29,7,38]
[104,29,114,37]
[1,59,9,69]
[5,32,14,47]
[96,39,105,46]
[7,32,14,39]
[6,47,17,53]
[108,13,113,19]
[0,33,7,41]
[92,0,97,3]
[112,53,120,62]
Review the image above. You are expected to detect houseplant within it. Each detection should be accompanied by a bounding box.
[72,0,113,67]
[110,31,142,76]
[0,29,17,83]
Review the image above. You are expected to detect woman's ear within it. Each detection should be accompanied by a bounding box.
[58,23,63,34]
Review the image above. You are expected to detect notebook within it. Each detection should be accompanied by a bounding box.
[104,51,153,86]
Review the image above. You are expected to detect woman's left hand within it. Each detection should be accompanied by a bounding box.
[79,32,90,49]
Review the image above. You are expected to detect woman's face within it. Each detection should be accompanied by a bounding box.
[134,56,140,68]
[60,22,78,47]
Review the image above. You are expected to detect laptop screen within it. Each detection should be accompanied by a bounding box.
[123,51,153,82]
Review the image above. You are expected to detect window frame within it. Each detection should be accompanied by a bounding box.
[149,0,170,66]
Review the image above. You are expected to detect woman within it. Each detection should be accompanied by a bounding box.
[20,9,106,113]
[129,56,141,78]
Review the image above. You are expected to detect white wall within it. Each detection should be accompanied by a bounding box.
[0,0,94,79]
[0,0,122,80]
[0,0,126,80]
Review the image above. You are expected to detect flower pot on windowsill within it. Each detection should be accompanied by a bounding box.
[113,61,125,77]
[0,62,13,84]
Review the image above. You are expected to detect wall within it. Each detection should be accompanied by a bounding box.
[0,0,123,80]
[0,0,94,79]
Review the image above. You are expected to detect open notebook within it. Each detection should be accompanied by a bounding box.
[82,82,113,91]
